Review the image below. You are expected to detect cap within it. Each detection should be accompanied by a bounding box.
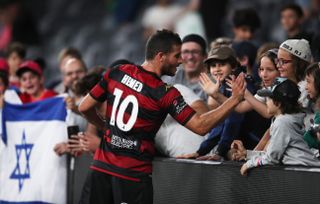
[280,39,312,62]
[204,46,236,64]
[257,77,300,103]
[210,37,233,49]
[16,60,43,77]
[0,58,9,74]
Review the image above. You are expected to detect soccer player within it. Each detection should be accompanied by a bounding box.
[78,29,245,204]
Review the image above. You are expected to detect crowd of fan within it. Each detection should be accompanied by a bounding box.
[0,1,320,201]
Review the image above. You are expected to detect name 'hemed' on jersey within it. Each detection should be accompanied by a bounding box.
[121,74,143,92]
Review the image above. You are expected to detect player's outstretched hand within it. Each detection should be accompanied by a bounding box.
[231,73,246,102]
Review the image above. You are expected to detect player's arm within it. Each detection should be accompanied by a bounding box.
[79,94,105,131]
[185,74,245,135]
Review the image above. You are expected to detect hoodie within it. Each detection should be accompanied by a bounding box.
[246,113,320,169]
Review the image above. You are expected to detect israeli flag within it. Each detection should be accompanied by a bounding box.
[0,97,68,204]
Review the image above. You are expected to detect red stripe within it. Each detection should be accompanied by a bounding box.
[107,79,161,111]
[140,140,155,155]
[173,106,196,125]
[90,69,111,99]
[94,149,152,174]
[90,166,140,182]
[90,83,106,99]
[120,65,163,88]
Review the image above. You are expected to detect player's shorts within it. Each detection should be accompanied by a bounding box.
[79,170,153,204]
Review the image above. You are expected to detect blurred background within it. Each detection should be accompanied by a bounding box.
[0,0,319,86]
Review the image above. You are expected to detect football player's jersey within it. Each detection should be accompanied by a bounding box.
[89,64,195,181]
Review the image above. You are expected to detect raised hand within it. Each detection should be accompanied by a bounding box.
[199,72,220,97]
[231,73,246,102]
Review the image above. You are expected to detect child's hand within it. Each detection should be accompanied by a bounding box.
[230,140,247,161]
[199,72,220,97]
[240,163,249,176]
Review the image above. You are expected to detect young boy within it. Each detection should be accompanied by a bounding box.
[240,77,320,176]
[178,46,256,160]
[16,60,57,103]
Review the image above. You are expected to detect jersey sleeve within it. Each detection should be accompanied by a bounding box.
[89,69,110,102]
[160,86,196,126]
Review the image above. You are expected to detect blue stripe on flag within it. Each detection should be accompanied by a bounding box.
[0,201,52,204]
[3,97,67,121]
[1,97,67,145]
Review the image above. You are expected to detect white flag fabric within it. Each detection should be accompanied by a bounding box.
[0,97,68,204]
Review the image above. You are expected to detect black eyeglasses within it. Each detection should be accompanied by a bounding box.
[181,49,202,57]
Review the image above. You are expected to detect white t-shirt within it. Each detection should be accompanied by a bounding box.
[155,84,206,157]
[254,93,267,103]
[298,80,309,109]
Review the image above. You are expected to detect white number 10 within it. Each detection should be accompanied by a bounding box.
[110,88,139,131]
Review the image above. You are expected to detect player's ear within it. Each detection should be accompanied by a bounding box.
[156,52,166,63]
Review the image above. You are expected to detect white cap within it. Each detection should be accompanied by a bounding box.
[280,39,312,62]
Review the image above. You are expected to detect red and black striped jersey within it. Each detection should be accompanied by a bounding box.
[89,64,196,181]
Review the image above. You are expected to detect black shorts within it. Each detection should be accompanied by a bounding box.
[79,170,153,204]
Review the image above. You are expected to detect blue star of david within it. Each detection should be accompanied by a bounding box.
[10,130,33,192]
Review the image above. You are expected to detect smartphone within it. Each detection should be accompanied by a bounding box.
[67,125,80,139]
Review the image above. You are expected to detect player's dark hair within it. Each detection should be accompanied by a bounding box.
[145,29,182,60]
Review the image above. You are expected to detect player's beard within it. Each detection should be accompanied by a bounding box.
[161,63,177,76]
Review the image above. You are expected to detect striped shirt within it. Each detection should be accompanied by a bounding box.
[89,64,195,181]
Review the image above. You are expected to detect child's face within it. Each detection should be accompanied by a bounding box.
[259,56,280,87]
[19,71,43,96]
[277,49,295,81]
[266,97,280,116]
[209,61,233,81]
[305,74,317,100]
[7,52,23,73]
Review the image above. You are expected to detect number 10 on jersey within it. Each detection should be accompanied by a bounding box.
[110,88,139,131]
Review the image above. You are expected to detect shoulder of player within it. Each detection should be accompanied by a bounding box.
[157,83,180,97]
